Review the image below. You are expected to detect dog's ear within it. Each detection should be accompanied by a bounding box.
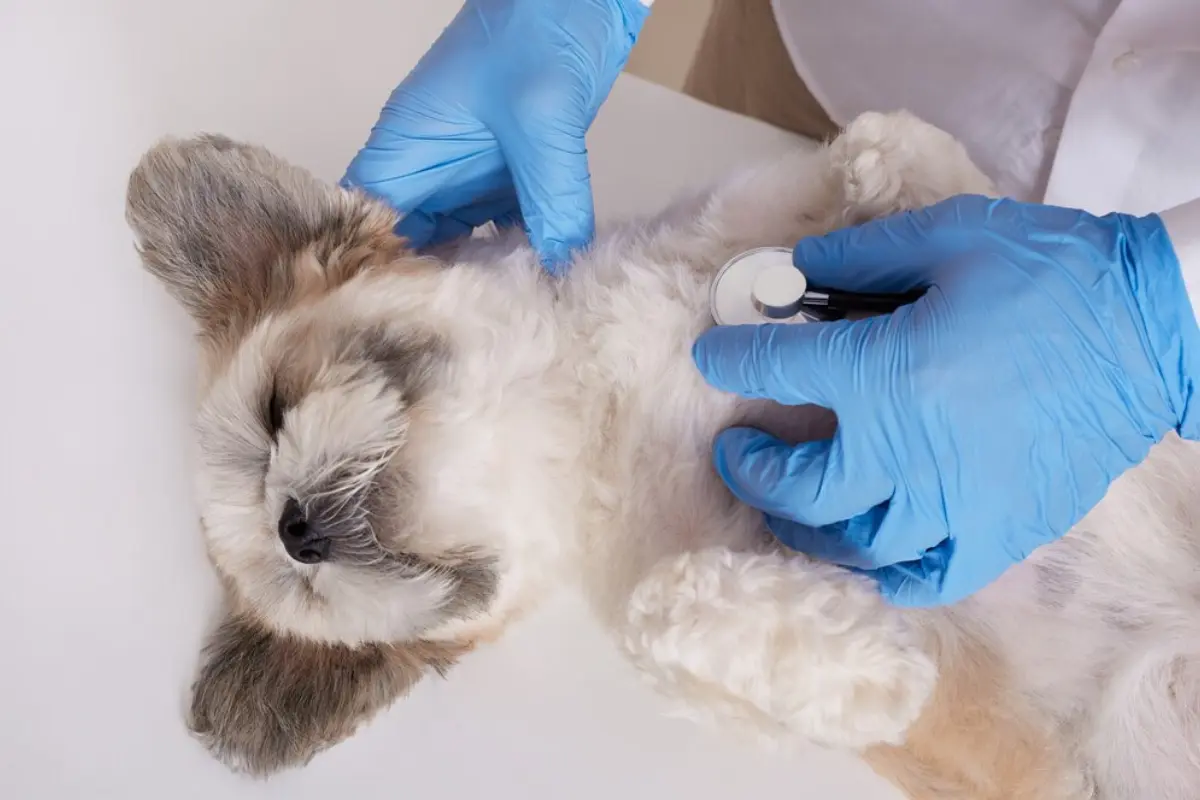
[188,611,466,776]
[126,135,405,343]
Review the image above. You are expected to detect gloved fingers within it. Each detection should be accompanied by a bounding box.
[767,494,946,571]
[397,191,523,249]
[856,543,951,608]
[865,531,1015,607]
[339,132,449,214]
[914,533,1017,606]
[394,210,437,250]
[714,431,892,526]
[692,319,868,408]
[494,111,596,273]
[492,207,526,231]
[765,503,889,567]
[794,195,995,292]
[340,113,509,222]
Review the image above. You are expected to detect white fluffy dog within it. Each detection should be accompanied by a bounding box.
[126,110,1200,799]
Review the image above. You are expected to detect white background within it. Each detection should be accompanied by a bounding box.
[0,2,899,797]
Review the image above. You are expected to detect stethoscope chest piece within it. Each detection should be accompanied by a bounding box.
[710,247,813,326]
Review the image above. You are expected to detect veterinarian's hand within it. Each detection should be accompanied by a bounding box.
[340,0,649,272]
[693,195,1200,606]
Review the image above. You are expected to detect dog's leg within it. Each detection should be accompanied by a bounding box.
[826,109,996,218]
[620,545,938,751]
[683,108,997,265]
[570,355,935,751]
[864,626,1091,800]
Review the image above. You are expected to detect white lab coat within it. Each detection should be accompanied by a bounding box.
[765,0,1200,302]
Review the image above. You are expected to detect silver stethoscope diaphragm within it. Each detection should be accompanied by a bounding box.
[709,247,927,326]
[710,247,814,326]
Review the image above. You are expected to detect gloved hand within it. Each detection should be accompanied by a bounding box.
[341,0,650,272]
[694,195,1200,606]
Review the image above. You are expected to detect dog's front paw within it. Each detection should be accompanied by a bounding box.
[832,109,996,221]
[623,548,936,750]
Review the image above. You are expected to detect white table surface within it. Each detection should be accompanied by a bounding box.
[0,2,900,798]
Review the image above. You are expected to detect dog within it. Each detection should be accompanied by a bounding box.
[126,110,1200,799]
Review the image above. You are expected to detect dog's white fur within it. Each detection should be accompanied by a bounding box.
[128,111,1200,797]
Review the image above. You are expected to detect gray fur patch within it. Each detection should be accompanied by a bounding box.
[1035,559,1081,610]
[188,612,463,776]
[126,134,399,341]
[357,325,448,401]
[1102,603,1148,633]
[429,548,501,619]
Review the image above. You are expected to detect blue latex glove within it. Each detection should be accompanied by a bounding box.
[694,195,1200,606]
[341,0,649,272]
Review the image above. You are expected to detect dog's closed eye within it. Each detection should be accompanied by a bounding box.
[266,383,285,439]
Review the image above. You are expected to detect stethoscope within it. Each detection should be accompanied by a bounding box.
[708,247,923,326]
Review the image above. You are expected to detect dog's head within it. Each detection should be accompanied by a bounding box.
[127,136,558,774]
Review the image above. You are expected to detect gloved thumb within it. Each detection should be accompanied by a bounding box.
[794,194,995,293]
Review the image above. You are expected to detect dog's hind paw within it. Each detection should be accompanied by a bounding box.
[623,547,936,751]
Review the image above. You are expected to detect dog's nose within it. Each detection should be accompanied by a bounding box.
[278,498,330,564]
